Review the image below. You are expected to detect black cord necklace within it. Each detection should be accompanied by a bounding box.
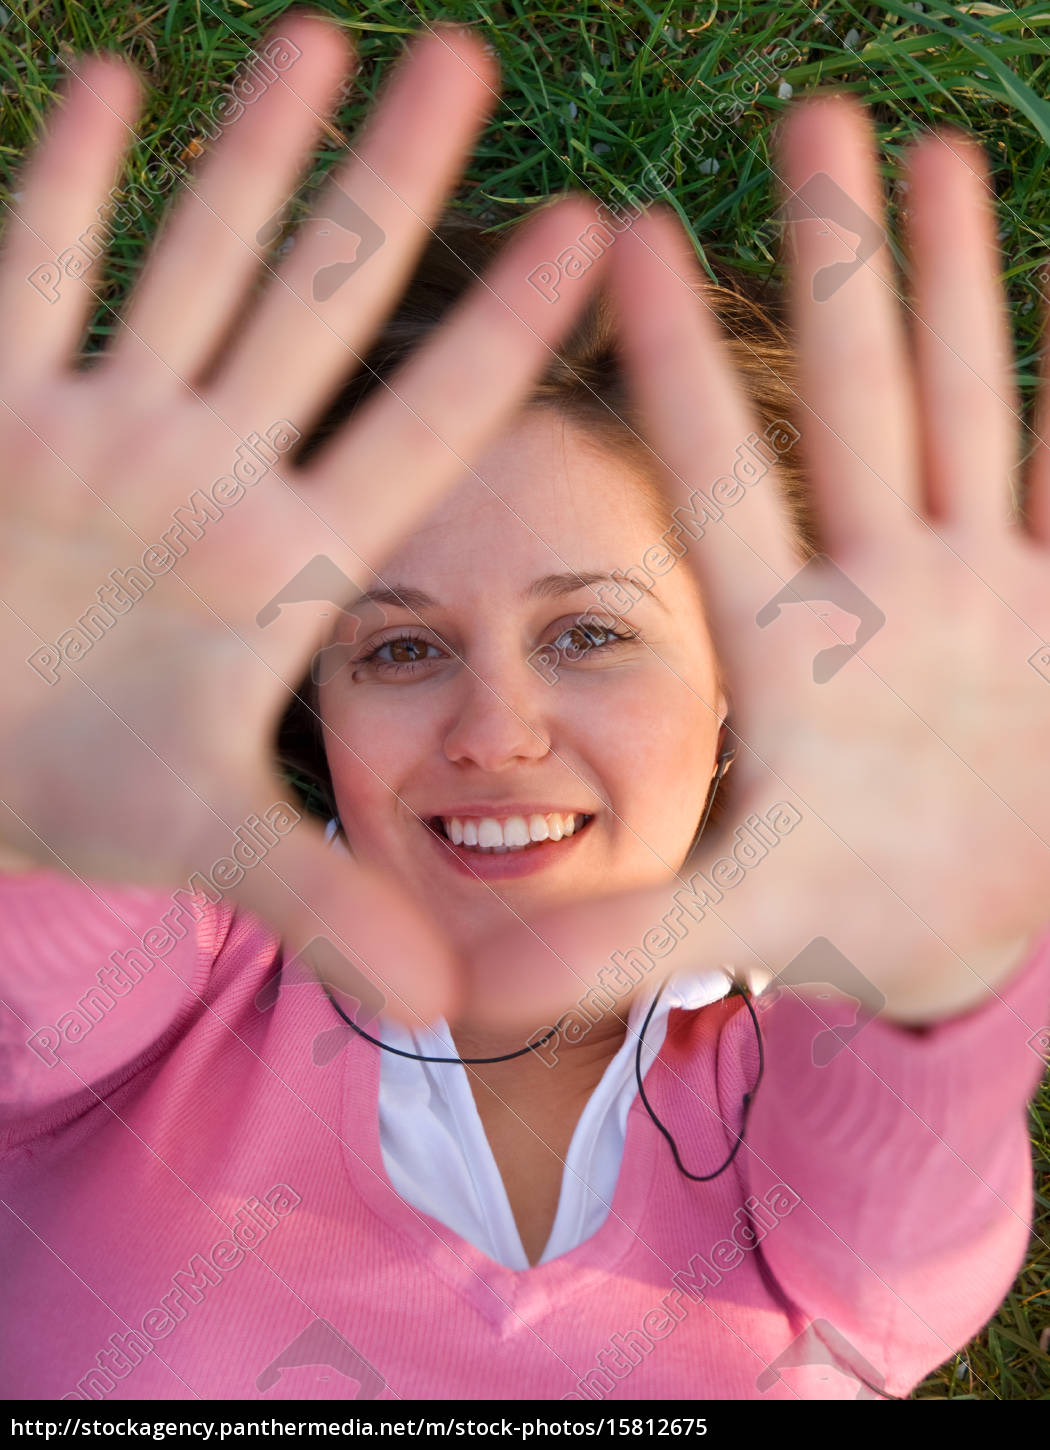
[326,971,762,1181]
[634,975,764,1180]
[321,742,763,1181]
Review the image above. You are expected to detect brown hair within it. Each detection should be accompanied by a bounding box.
[277,210,815,826]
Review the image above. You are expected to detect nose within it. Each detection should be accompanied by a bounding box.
[442,660,552,771]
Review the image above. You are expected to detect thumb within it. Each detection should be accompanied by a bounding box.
[221,784,458,1030]
[460,879,770,1038]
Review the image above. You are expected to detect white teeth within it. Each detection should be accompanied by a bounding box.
[528,814,549,843]
[437,811,586,851]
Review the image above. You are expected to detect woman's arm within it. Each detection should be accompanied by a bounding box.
[723,930,1050,1397]
[0,871,233,1145]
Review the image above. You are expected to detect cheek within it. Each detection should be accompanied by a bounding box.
[585,669,721,842]
[320,694,435,829]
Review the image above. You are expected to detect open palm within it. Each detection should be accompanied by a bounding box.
[0,14,601,1024]
[472,98,1050,1030]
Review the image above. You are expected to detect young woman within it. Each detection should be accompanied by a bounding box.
[2,11,1048,1402]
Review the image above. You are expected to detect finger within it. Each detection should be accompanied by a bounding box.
[228,780,459,1030]
[1023,262,1050,544]
[108,11,351,392]
[776,93,922,550]
[277,198,609,570]
[0,55,142,384]
[607,207,801,675]
[459,884,763,1034]
[209,28,500,439]
[904,128,1019,536]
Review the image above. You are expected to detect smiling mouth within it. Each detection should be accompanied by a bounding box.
[426,812,594,853]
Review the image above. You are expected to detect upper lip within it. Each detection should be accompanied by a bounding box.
[424,804,595,818]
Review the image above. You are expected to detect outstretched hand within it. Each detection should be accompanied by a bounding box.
[0,13,603,1024]
[468,96,1050,1031]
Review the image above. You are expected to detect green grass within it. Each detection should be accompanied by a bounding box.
[1,0,1048,1400]
[911,1075,1050,1400]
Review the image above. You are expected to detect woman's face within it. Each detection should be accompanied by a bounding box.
[318,408,726,955]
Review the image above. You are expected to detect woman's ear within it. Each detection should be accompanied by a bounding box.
[712,684,734,771]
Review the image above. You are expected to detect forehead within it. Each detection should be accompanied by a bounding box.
[370,409,665,594]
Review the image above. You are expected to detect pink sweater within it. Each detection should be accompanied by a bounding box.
[2,872,1048,1402]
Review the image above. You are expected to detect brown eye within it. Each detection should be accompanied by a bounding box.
[386,638,430,663]
[350,633,445,680]
[358,634,444,674]
[565,625,601,654]
[553,620,628,659]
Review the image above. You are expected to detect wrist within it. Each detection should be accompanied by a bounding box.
[0,845,40,875]
[878,929,1041,1026]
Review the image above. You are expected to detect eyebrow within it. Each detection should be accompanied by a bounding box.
[352,572,666,614]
